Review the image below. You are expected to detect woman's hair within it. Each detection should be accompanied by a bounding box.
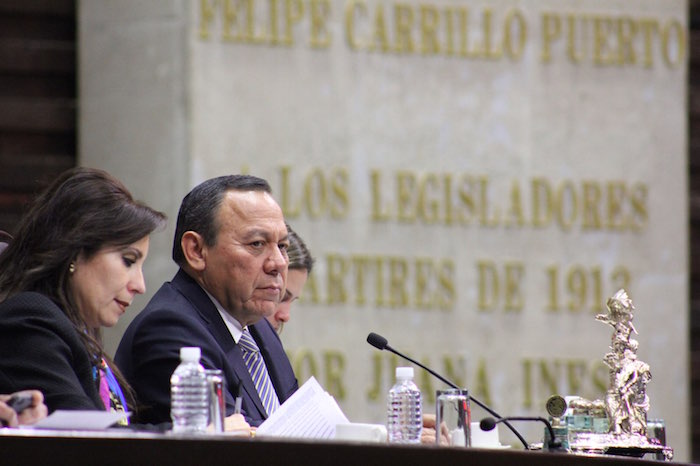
[0,167,166,409]
[286,224,314,273]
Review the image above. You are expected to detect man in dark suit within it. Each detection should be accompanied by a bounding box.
[115,175,297,426]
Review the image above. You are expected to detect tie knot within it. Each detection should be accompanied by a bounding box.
[239,329,260,353]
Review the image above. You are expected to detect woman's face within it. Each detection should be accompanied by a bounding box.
[266,268,309,334]
[69,236,150,328]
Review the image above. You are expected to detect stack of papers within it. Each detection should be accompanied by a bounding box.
[256,376,348,439]
[32,410,130,430]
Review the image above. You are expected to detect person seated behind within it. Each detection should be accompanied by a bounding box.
[0,390,47,427]
[0,167,166,424]
[116,175,297,427]
[266,224,314,334]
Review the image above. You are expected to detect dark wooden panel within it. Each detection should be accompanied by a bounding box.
[0,14,74,40]
[0,131,74,154]
[0,0,74,17]
[0,74,75,98]
[691,14,700,453]
[0,1,76,233]
[0,152,73,191]
[0,98,75,131]
[0,40,75,75]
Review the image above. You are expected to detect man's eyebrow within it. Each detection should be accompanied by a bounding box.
[241,228,289,242]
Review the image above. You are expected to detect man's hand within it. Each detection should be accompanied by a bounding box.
[223,413,252,435]
[421,413,450,445]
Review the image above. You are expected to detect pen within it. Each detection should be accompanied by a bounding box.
[233,379,243,414]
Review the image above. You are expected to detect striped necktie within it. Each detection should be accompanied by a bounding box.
[238,328,280,416]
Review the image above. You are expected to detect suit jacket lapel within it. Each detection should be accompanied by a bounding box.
[171,269,268,419]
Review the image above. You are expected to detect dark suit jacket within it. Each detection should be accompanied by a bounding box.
[0,292,104,412]
[115,269,298,426]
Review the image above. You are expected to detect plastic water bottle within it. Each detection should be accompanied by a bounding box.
[170,346,208,433]
[387,366,422,443]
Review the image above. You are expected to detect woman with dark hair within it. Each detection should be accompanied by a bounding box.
[0,167,166,423]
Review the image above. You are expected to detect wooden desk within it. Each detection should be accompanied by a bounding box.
[0,429,693,466]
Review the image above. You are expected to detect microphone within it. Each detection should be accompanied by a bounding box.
[366,332,529,449]
[480,416,563,451]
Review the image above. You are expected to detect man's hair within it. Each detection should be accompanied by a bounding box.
[286,224,314,273]
[172,174,272,266]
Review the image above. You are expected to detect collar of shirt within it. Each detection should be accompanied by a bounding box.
[203,289,246,343]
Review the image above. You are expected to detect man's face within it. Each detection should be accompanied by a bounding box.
[200,190,289,326]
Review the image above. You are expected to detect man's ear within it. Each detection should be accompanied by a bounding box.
[181,231,207,272]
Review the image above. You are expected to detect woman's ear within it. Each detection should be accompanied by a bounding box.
[181,231,207,272]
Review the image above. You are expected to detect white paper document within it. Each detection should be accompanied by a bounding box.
[256,376,348,439]
[32,410,130,430]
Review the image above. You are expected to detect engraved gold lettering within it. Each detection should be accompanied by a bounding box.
[345,0,365,50]
[480,8,502,59]
[605,181,625,230]
[541,12,562,63]
[279,165,301,218]
[566,14,585,63]
[414,258,431,308]
[477,260,498,311]
[555,180,578,232]
[629,184,648,231]
[324,351,346,400]
[330,168,349,219]
[437,261,455,310]
[397,171,417,222]
[505,179,525,227]
[582,181,602,230]
[443,7,455,56]
[661,19,686,68]
[389,257,409,307]
[222,0,243,41]
[417,173,440,224]
[522,358,608,410]
[309,0,331,48]
[639,19,659,68]
[351,255,370,306]
[394,3,415,53]
[419,4,440,55]
[283,0,304,45]
[474,358,492,407]
[479,176,499,227]
[504,262,525,312]
[326,253,349,304]
[547,264,631,313]
[617,17,638,65]
[199,0,218,40]
[532,178,553,228]
[371,2,389,52]
[371,170,391,221]
[292,348,319,380]
[593,16,616,65]
[303,270,320,303]
[504,9,526,60]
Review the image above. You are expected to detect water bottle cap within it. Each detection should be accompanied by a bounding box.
[396,366,414,379]
[180,346,201,362]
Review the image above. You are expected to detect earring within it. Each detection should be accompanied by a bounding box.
[69,263,75,274]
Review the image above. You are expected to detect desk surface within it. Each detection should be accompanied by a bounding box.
[0,429,693,466]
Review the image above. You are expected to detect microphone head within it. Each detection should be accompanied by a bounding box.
[480,417,497,431]
[367,332,388,350]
